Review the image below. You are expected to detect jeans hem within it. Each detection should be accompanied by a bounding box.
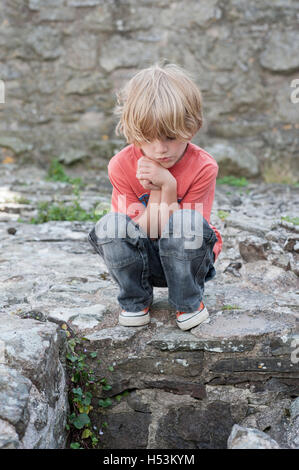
[168,297,204,313]
[119,296,153,313]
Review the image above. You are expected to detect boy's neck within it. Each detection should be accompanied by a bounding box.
[174,142,189,166]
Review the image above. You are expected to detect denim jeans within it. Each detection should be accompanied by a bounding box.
[88,209,217,313]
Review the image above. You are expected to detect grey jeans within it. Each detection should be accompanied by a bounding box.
[88,209,217,313]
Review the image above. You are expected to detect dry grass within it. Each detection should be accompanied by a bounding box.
[262,160,298,185]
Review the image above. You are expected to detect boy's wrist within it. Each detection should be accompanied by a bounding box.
[161,178,177,191]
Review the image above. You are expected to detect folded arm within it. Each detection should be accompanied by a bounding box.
[135,157,180,237]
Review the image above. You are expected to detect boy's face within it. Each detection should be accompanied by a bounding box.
[139,138,189,168]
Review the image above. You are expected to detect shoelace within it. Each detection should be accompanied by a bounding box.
[176,301,204,319]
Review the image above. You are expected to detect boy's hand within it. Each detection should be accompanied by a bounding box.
[136,156,176,189]
[139,179,161,191]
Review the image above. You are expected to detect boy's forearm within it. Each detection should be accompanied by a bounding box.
[159,181,180,236]
[134,181,180,238]
[134,189,161,238]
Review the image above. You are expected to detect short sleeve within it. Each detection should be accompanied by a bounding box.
[108,158,146,221]
[179,163,218,224]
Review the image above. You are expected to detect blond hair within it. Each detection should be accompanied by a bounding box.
[114,62,203,145]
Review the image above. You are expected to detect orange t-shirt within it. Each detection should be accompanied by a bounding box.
[107,142,223,261]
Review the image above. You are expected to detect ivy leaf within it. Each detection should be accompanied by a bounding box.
[72,387,83,396]
[66,353,78,363]
[102,384,112,391]
[73,413,90,429]
[82,429,93,439]
[98,398,112,408]
[81,392,92,406]
[70,442,81,449]
[71,371,80,383]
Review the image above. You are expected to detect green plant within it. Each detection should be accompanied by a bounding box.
[13,196,31,204]
[217,176,249,187]
[115,391,129,402]
[281,216,299,226]
[222,304,241,310]
[46,158,83,188]
[239,189,251,196]
[217,210,230,220]
[29,200,108,224]
[17,158,110,224]
[65,335,117,449]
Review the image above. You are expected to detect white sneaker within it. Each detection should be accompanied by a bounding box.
[176,301,209,331]
[119,306,150,327]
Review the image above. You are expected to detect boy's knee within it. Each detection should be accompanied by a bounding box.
[160,209,216,250]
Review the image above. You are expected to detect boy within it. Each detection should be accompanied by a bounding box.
[88,62,222,331]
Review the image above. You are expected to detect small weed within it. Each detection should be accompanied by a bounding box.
[13,196,31,204]
[100,272,110,281]
[239,189,251,196]
[284,408,291,418]
[65,334,130,449]
[115,391,129,402]
[217,210,230,220]
[65,336,114,449]
[29,200,108,224]
[216,176,248,187]
[16,158,111,224]
[28,160,110,224]
[281,216,299,226]
[222,304,241,310]
[46,158,83,188]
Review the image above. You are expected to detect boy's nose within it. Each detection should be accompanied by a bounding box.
[154,140,168,155]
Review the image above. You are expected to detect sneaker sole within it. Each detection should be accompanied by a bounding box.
[119,312,150,327]
[176,307,209,331]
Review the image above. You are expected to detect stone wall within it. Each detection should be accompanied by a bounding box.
[0,0,298,180]
[0,313,69,449]
[0,162,298,448]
